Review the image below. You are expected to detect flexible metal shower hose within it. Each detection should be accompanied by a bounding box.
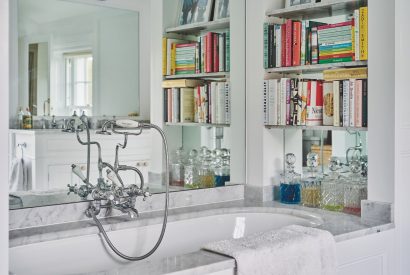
[90,123,170,261]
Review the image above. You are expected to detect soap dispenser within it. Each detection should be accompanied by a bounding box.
[320,157,344,211]
[280,153,301,204]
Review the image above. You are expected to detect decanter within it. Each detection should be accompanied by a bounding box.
[169,148,185,187]
[343,159,368,215]
[280,153,301,204]
[301,152,321,207]
[184,149,200,189]
[320,157,344,211]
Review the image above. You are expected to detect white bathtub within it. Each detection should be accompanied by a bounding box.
[9,207,322,275]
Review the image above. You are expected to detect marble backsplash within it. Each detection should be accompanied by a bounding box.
[9,184,244,230]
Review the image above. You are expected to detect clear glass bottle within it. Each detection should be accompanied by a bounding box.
[169,148,185,187]
[280,153,301,204]
[343,159,368,215]
[22,107,33,129]
[198,155,215,188]
[320,157,344,211]
[215,157,230,187]
[184,149,200,189]
[301,152,321,207]
[17,107,24,129]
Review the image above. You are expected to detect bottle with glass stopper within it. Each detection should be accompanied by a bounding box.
[198,150,215,188]
[301,152,321,207]
[280,153,301,204]
[320,157,344,211]
[169,148,185,187]
[184,149,200,189]
[343,159,368,215]
[214,156,230,187]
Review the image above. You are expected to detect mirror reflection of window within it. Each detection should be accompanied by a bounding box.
[64,52,93,115]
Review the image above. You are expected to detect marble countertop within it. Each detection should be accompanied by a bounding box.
[9,200,394,275]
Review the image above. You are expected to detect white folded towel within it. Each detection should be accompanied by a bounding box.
[9,157,28,192]
[203,224,336,275]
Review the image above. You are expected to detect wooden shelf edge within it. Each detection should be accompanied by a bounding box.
[264,125,368,131]
[166,18,230,34]
[164,72,230,79]
[166,123,230,127]
[265,61,367,74]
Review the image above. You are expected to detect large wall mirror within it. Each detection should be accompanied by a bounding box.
[13,0,142,118]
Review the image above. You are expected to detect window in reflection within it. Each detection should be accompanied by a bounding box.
[65,52,93,115]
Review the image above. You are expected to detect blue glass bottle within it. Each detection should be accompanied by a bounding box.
[280,153,301,204]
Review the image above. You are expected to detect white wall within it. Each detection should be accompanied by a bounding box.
[1,0,10,272]
[395,0,410,273]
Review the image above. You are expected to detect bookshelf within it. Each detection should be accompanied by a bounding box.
[266,0,367,19]
[164,72,229,80]
[166,18,230,35]
[264,125,367,132]
[265,61,367,74]
[166,122,230,127]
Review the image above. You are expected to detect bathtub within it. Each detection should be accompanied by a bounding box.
[9,207,322,275]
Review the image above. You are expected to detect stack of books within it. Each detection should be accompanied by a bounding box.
[163,79,230,124]
[263,6,368,68]
[162,31,230,76]
[263,67,368,127]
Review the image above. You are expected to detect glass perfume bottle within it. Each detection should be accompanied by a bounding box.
[169,148,185,187]
[184,149,200,189]
[301,152,321,207]
[343,159,368,215]
[320,157,344,211]
[280,153,301,204]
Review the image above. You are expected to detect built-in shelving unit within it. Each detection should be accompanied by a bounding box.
[266,0,367,19]
[264,125,367,132]
[166,122,230,127]
[166,18,230,34]
[265,61,367,74]
[164,72,229,80]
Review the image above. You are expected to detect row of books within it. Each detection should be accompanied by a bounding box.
[263,6,368,68]
[162,31,230,76]
[263,78,368,128]
[163,80,231,124]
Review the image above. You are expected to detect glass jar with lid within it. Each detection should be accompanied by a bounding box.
[198,149,215,188]
[169,148,185,187]
[184,149,200,189]
[301,152,321,207]
[214,156,230,187]
[343,159,368,215]
[320,157,344,211]
[280,153,301,204]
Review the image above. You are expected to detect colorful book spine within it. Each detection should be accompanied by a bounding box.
[206,33,214,73]
[162,37,167,75]
[342,80,350,127]
[268,79,278,125]
[286,78,291,125]
[311,27,319,64]
[276,25,282,67]
[355,80,363,127]
[323,82,334,126]
[300,20,307,65]
[359,7,368,60]
[263,23,269,69]
[225,31,230,71]
[362,79,368,127]
[349,79,355,127]
[306,81,323,126]
[213,34,219,73]
[292,21,302,66]
[281,24,286,67]
[285,19,293,67]
[333,81,340,127]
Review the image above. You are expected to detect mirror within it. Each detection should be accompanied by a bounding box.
[16,0,140,117]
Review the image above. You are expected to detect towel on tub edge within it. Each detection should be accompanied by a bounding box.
[202,224,336,275]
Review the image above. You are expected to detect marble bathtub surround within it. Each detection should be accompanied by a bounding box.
[361,200,393,225]
[9,184,245,230]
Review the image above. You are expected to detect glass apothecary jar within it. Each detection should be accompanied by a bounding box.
[301,152,321,208]
[343,160,368,215]
[184,149,200,189]
[198,148,215,188]
[320,157,344,211]
[280,153,301,204]
[169,148,185,187]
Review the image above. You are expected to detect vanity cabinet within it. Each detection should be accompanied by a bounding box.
[9,129,152,191]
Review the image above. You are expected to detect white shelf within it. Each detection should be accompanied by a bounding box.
[266,0,367,19]
[265,61,367,74]
[166,18,230,34]
[166,122,230,127]
[265,125,367,131]
[164,72,230,79]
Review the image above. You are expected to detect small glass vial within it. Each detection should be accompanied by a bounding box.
[169,148,185,187]
[343,160,368,215]
[184,149,200,189]
[199,155,215,188]
[280,153,301,204]
[215,157,230,187]
[320,157,344,211]
[301,152,321,208]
